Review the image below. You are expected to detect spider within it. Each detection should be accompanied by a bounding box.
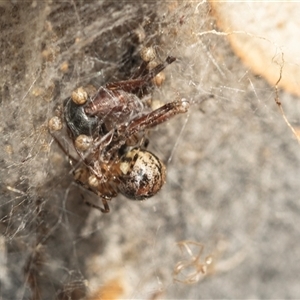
[49,49,189,213]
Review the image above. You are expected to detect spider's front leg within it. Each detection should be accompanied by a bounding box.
[98,98,190,162]
[125,98,190,131]
[105,56,176,93]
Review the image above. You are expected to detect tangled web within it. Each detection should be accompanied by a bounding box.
[1,1,300,299]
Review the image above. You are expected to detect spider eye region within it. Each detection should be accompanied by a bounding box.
[118,149,166,200]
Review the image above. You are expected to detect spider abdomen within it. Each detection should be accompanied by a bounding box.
[118,149,166,200]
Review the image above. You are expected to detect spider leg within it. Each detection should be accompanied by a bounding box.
[84,198,110,213]
[140,56,176,84]
[97,99,189,162]
[105,56,176,93]
[49,130,79,165]
[131,60,149,79]
[127,99,189,131]
[139,135,149,149]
